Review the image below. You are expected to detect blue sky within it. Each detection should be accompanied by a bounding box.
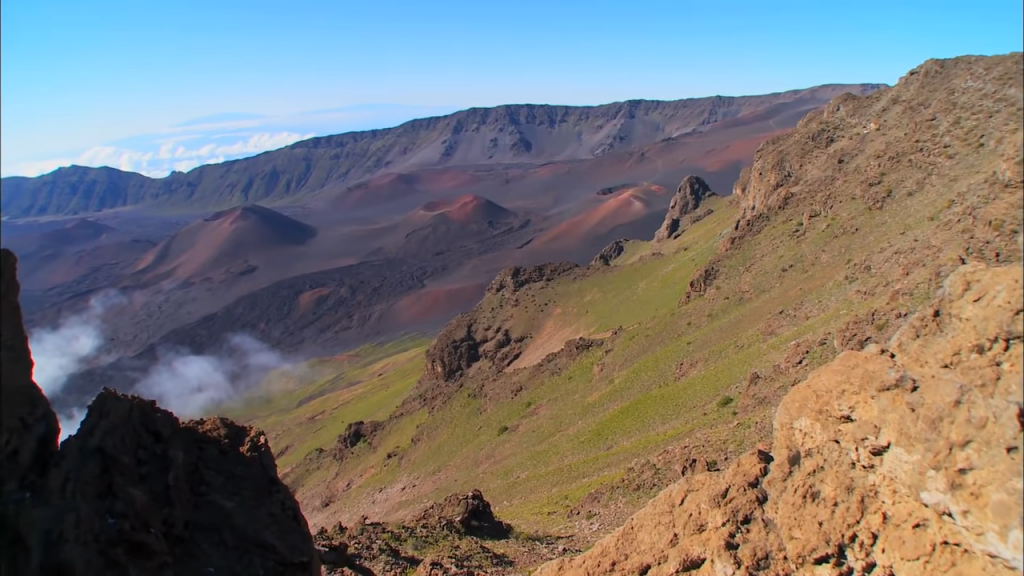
[2,0,1021,178]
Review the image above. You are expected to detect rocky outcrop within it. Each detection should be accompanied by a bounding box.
[333,419,384,461]
[1,249,59,497]
[423,313,485,382]
[730,53,1023,251]
[537,262,1024,576]
[409,261,584,416]
[44,392,321,576]
[315,490,524,575]
[591,239,629,266]
[680,262,718,304]
[424,264,581,383]
[1,247,320,576]
[416,489,513,540]
[486,262,580,295]
[411,315,527,414]
[653,175,716,242]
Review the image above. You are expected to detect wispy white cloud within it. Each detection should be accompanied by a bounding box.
[3,131,313,178]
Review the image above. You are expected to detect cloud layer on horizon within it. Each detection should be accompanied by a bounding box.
[1,104,459,179]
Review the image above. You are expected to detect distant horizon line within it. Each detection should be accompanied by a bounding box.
[0,80,890,181]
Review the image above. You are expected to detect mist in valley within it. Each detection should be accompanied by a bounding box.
[27,292,296,440]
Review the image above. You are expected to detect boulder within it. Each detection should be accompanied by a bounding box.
[417,489,513,540]
[653,175,716,242]
[591,239,629,266]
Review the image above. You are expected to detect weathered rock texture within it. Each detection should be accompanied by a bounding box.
[486,262,580,295]
[537,262,1024,576]
[653,175,716,242]
[43,393,321,576]
[731,53,1023,258]
[415,489,513,540]
[591,239,630,266]
[314,490,535,576]
[419,263,581,384]
[1,248,319,576]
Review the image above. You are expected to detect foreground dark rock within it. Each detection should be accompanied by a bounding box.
[1,248,319,576]
[653,175,716,242]
[1,249,59,498]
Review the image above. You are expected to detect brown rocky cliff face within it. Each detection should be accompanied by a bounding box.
[0,248,319,576]
[653,175,716,242]
[536,262,1024,576]
[422,262,581,383]
[400,262,584,417]
[731,53,1023,250]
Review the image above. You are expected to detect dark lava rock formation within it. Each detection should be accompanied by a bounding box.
[1,249,59,499]
[591,239,629,266]
[653,175,717,242]
[316,489,517,575]
[486,262,580,295]
[1,247,319,576]
[416,489,513,540]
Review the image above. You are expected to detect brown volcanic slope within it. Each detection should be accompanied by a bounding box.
[130,204,317,284]
[370,195,531,259]
[54,257,439,411]
[36,218,115,245]
[525,184,669,261]
[308,92,827,234]
[533,52,1024,575]
[2,219,121,289]
[70,95,810,371]
[0,84,883,218]
[0,219,157,315]
[260,52,1021,568]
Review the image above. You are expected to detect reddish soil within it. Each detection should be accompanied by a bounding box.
[384,282,489,326]
[131,205,316,284]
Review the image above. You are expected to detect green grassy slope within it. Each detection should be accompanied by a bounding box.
[225,191,914,533]
[224,54,1023,544]
[222,336,429,471]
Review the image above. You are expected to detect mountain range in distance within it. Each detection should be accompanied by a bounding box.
[0,82,885,411]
